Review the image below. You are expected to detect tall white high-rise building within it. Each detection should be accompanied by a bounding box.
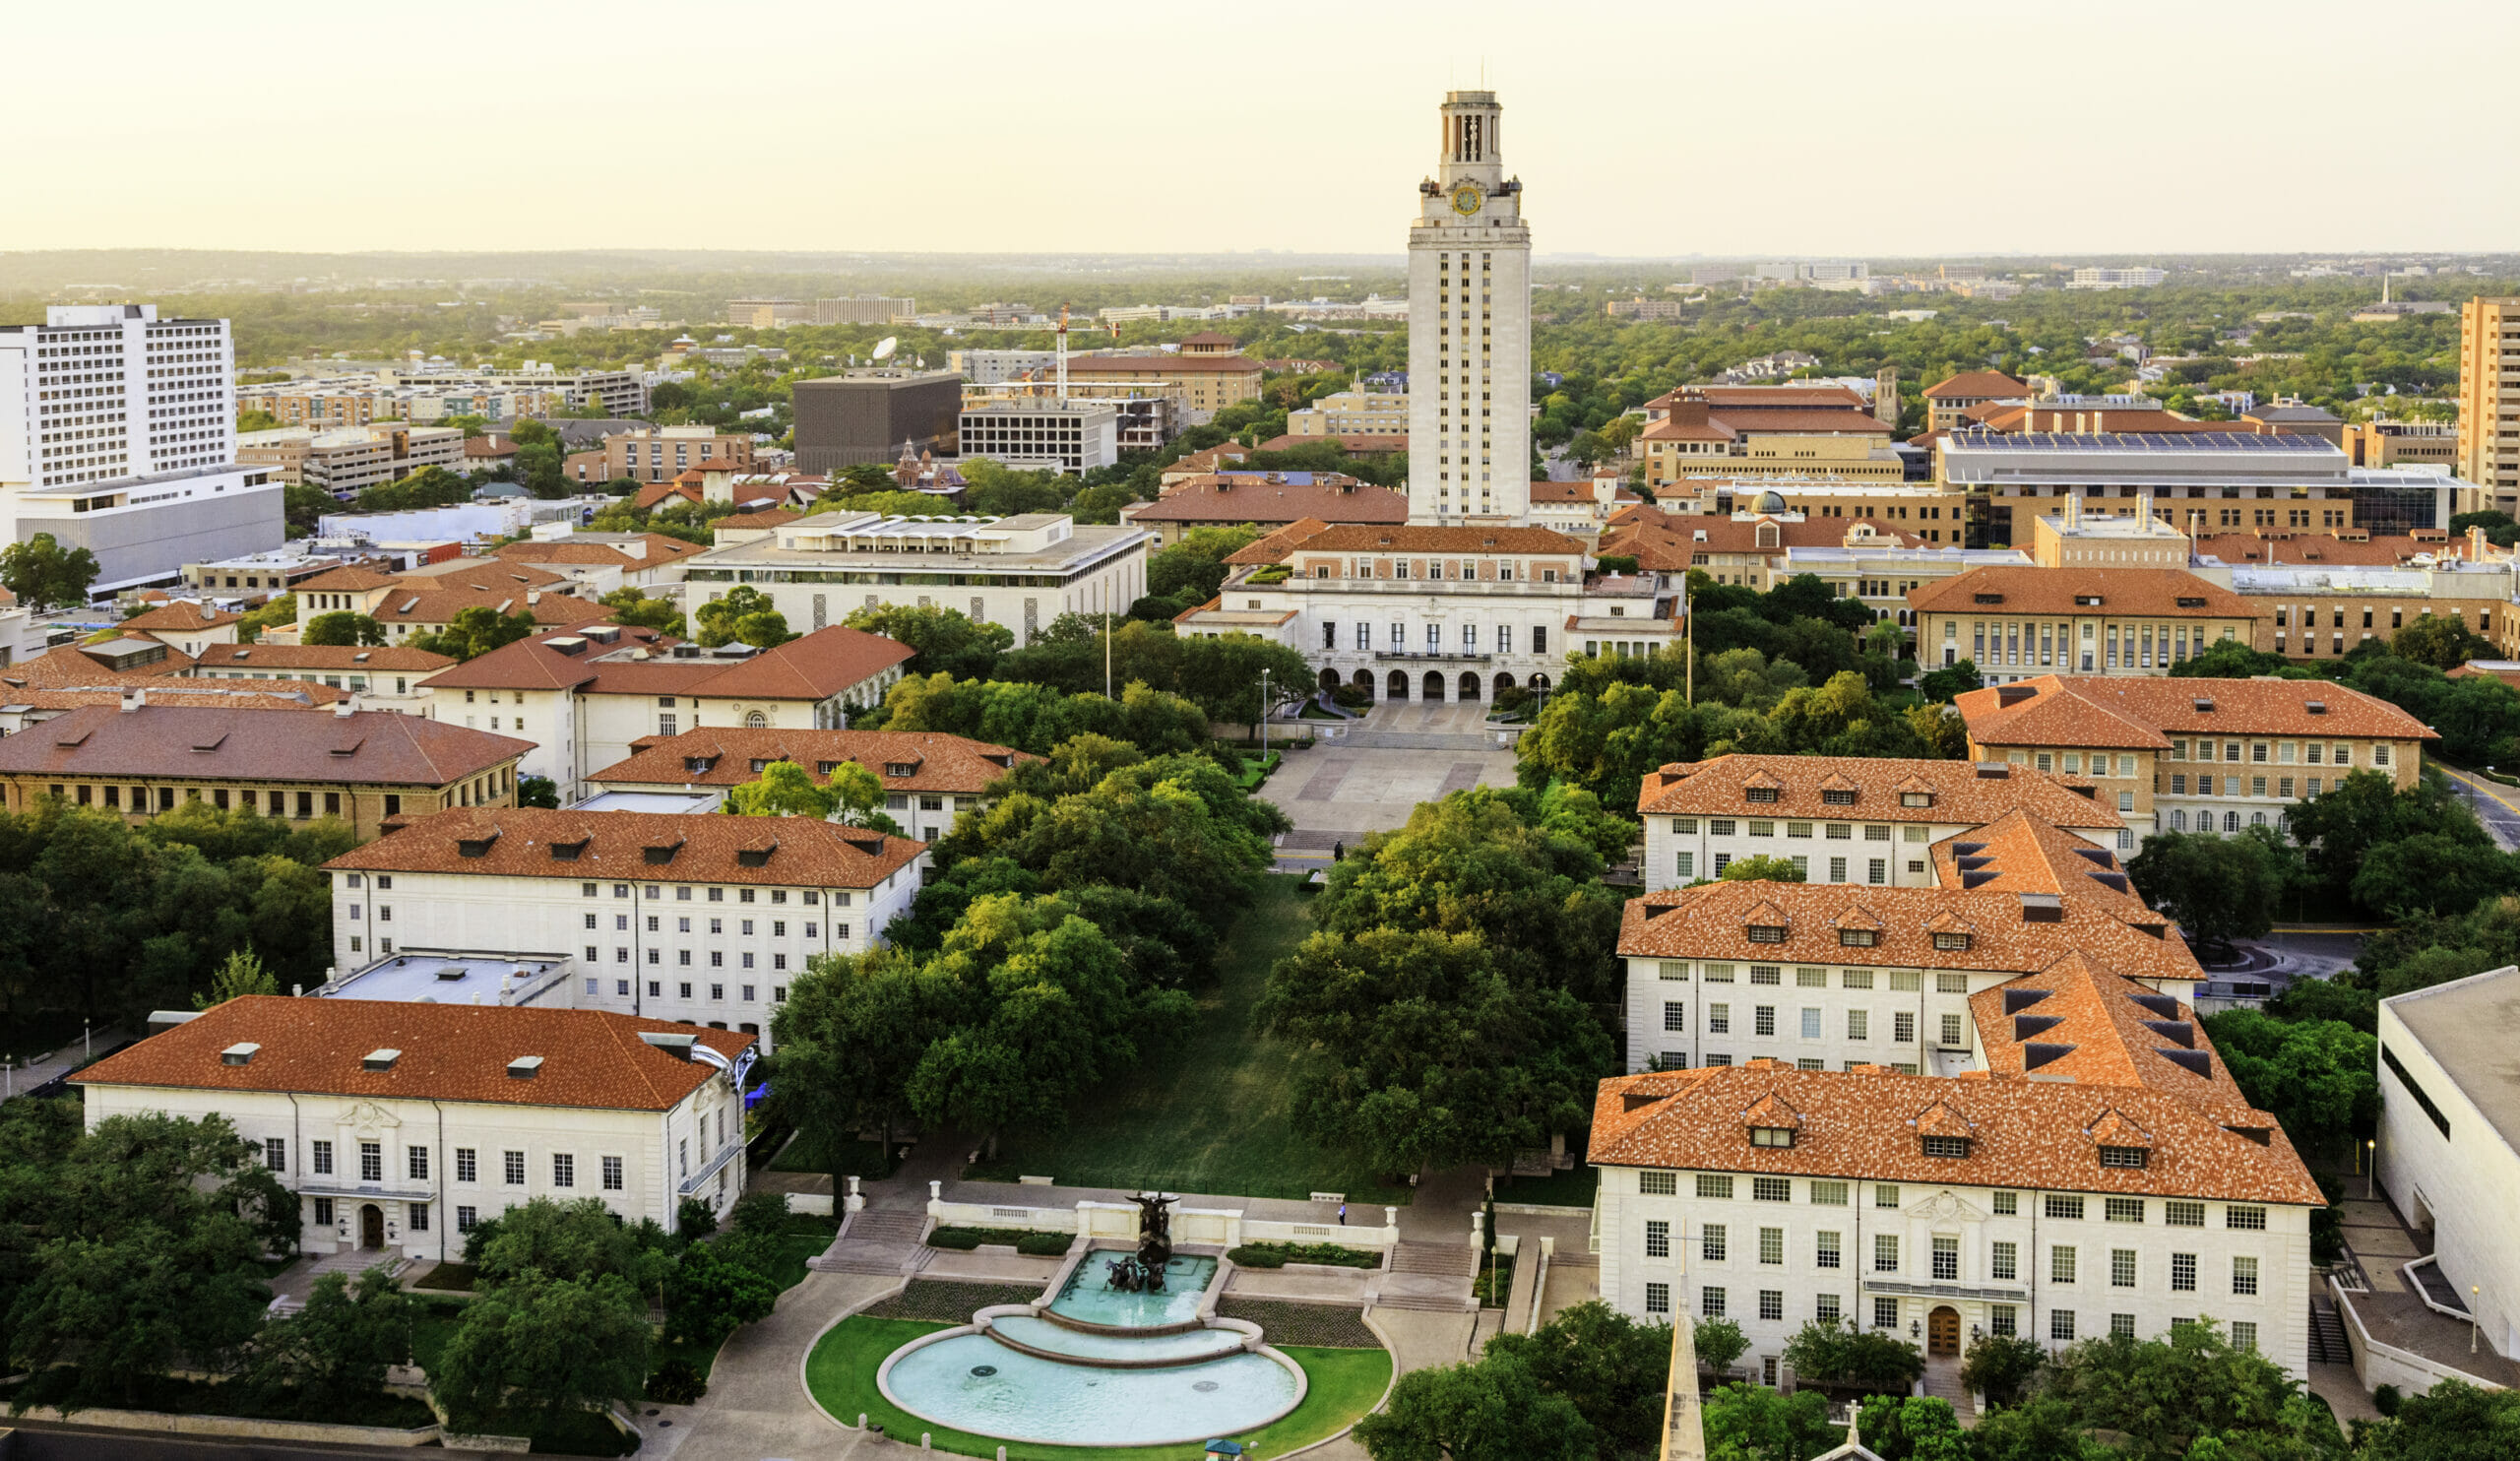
[1406,90,1532,526]
[0,304,284,594]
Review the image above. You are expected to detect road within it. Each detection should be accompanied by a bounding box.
[2433,762,2520,851]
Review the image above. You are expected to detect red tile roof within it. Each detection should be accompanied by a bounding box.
[1603,509,1922,569]
[1637,753,2121,830]
[1586,1061,2320,1205]
[197,645,457,673]
[119,601,242,634]
[1956,674,2436,745]
[1922,370,2031,401]
[591,728,1037,795]
[1906,567,2252,618]
[421,625,911,702]
[1127,477,1405,526]
[327,804,924,889]
[3,644,196,687]
[0,705,530,786]
[78,996,746,1112]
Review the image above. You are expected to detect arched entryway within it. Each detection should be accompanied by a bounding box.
[1387,669,1410,701]
[358,1203,386,1249]
[1421,670,1446,702]
[1926,1305,1960,1357]
[1317,667,1341,692]
[1493,671,1516,699]
[1458,672,1481,702]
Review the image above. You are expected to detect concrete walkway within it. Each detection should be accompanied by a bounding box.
[638,1269,902,1461]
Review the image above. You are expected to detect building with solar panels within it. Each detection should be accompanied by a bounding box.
[1934,430,2474,548]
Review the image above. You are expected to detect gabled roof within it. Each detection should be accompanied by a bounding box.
[1588,1063,2321,1206]
[1126,477,1405,526]
[1905,566,2252,618]
[293,565,405,594]
[1923,370,2031,401]
[1603,509,1923,570]
[1969,952,2247,1106]
[1956,674,2437,745]
[326,805,923,889]
[3,644,195,688]
[1636,754,2122,829]
[200,645,457,673]
[0,705,530,786]
[119,601,242,634]
[77,996,746,1112]
[421,625,912,702]
[590,728,1037,795]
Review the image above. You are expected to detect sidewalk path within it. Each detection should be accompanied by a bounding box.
[2,1026,122,1102]
[641,1269,901,1461]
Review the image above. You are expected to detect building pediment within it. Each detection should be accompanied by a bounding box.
[1903,1188,1988,1226]
[334,1100,402,1135]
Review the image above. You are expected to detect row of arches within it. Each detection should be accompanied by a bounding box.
[1316,667,1553,704]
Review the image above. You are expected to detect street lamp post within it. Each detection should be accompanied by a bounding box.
[1260,667,1270,758]
[2365,1140,2375,1202]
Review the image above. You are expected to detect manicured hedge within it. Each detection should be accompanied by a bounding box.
[1228,1240,1380,1270]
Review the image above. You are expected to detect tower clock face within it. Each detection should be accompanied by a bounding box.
[1449,181,1484,217]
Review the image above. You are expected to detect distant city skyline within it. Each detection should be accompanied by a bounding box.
[10,0,2518,258]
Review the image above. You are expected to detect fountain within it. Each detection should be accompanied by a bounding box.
[876,1192,1307,1447]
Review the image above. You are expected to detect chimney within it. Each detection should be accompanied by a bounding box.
[334,697,355,719]
[120,687,144,713]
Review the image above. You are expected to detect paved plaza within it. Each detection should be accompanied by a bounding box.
[1264,703,1523,847]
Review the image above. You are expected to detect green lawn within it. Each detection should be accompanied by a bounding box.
[769,1131,900,1179]
[804,1315,1391,1461]
[1494,1162,1599,1209]
[977,876,1411,1204]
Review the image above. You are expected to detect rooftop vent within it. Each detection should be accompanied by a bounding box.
[1642,902,1681,921]
[148,1009,201,1034]
[2002,988,2050,1015]
[1975,762,2011,779]
[2023,1042,2075,1072]
[220,1042,260,1066]
[2174,596,2208,608]
[2142,1019,2195,1049]
[2157,1048,2213,1079]
[2019,893,2064,923]
[639,1031,697,1061]
[1994,686,2035,707]
[2305,700,2326,715]
[2013,1014,2063,1042]
[545,636,589,657]
[2192,698,2215,713]
[362,1048,401,1072]
[434,967,469,982]
[506,1055,542,1080]
[2128,992,2180,1020]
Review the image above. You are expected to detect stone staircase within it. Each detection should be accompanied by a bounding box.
[1372,1241,1481,1312]
[269,1249,409,1315]
[2309,1296,2352,1365]
[808,1208,929,1276]
[1389,1241,1479,1277]
[1922,1355,1975,1424]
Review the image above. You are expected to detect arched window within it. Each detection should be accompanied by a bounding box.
[2250,811,2267,828]
[2169,809,2186,831]
[745,711,767,729]
[2223,811,2241,833]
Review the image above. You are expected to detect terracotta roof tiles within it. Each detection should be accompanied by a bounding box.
[119,601,242,634]
[1922,370,2031,401]
[590,728,1035,796]
[326,805,923,889]
[1637,753,2122,829]
[1956,674,2436,745]
[0,705,530,786]
[1906,566,2253,618]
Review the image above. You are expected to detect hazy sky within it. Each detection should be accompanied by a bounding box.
[9,0,2516,259]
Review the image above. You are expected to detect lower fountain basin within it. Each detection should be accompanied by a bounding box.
[987,1313,1249,1367]
[1046,1253,1218,1330]
[880,1331,1301,1447]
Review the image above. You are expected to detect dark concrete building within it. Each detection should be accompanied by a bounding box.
[791,370,962,473]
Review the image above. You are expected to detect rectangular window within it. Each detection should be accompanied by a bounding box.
[313,1140,334,1175]
[1639,1171,1677,1196]
[1698,1285,1722,1317]
[1893,1011,1916,1044]
[1698,1175,1733,1199]
[2047,1195,2085,1221]
[1939,1013,1963,1047]
[2111,1249,2137,1288]
[1847,1009,1869,1040]
[2051,1310,2077,1342]
[408,1146,429,1180]
[1645,1220,1670,1258]
[457,1205,477,1233]
[1810,1181,1848,1206]
[2233,1320,2257,1351]
[1874,1234,1899,1273]
[2165,1200,2204,1228]
[2052,1246,2078,1284]
[2172,1253,2197,1292]
[1675,851,1694,879]
[553,1154,575,1189]
[1817,1293,1842,1322]
[1645,1282,1670,1315]
[456,1149,477,1183]
[1753,1176,1790,1203]
[1754,1006,1776,1037]
[314,1196,335,1227]
[1990,1304,2017,1337]
[1759,1289,1784,1322]
[1991,1240,2018,1281]
[359,1142,382,1182]
[1875,1297,1899,1330]
[503,1150,525,1185]
[2227,1206,2267,1231]
[1708,1003,1730,1035]
[1817,1231,1842,1269]
[410,1202,429,1233]
[2112,1312,2137,1338]
[1874,1184,1900,1209]
[1932,1236,1959,1281]
[1663,1001,1685,1033]
[1759,1228,1786,1266]
[2106,1197,2145,1224]
[1801,1007,1822,1039]
[264,1137,286,1173]
[1994,1191,2018,1216]
[2234,1256,2259,1296]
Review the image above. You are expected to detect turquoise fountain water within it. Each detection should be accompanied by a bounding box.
[878,1249,1305,1447]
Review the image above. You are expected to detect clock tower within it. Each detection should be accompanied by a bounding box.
[1406,91,1533,526]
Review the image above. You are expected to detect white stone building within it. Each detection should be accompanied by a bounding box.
[322,805,927,1048]
[682,512,1149,649]
[1407,91,1531,525]
[1636,755,2128,894]
[77,996,753,1261]
[584,727,1038,846]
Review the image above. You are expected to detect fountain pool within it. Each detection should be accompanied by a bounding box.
[1048,1254,1217,1328]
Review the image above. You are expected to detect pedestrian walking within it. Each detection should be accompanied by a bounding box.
[1338,1202,1348,1226]
[1333,841,1345,862]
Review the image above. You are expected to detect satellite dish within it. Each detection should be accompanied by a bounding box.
[871,337,898,362]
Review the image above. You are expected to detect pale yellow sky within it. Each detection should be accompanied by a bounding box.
[7,0,2514,258]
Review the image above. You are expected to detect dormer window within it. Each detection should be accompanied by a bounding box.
[1747,924,1788,944]
[1922,1136,1970,1160]
[2099,1146,2150,1170]
[1901,793,1932,807]
[1749,1126,1796,1149]
[1837,929,1878,947]
[683,756,717,774]
[1821,790,1857,806]
[1745,788,1780,803]
[1932,932,1972,951]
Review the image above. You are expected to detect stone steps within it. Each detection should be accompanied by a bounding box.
[2309,1297,2352,1365]
[844,1210,926,1243]
[1389,1240,1479,1277]
[1922,1357,1974,1424]
[1371,1293,1477,1313]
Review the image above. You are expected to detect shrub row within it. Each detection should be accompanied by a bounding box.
[926,1226,1071,1256]
[1226,1240,1380,1270]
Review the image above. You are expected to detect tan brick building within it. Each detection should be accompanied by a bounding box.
[564,426,756,485]
[1907,567,2256,680]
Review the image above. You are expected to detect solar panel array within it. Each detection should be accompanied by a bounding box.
[1947,430,2333,454]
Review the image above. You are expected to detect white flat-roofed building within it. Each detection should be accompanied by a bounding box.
[0,304,284,594]
[2372,965,2520,1381]
[321,805,928,1049]
[956,399,1118,475]
[1635,755,2127,896]
[316,950,574,1008]
[684,512,1150,649]
[2069,268,2168,289]
[76,996,755,1260]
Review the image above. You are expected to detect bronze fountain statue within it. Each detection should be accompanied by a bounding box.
[1102,1191,1178,1293]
